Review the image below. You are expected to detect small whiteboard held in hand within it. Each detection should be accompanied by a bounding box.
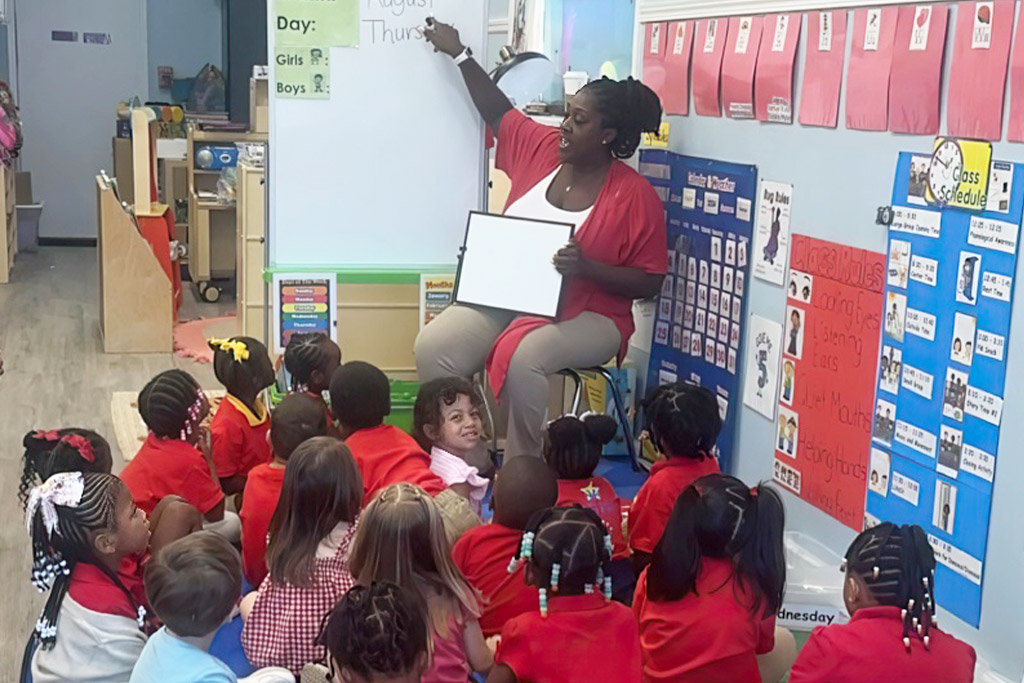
[454,212,575,317]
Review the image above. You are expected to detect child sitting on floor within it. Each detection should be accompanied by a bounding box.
[629,382,722,572]
[349,483,493,682]
[414,377,490,515]
[27,472,155,682]
[121,369,239,542]
[489,506,642,683]
[633,474,795,683]
[131,532,292,683]
[241,437,363,675]
[240,393,327,587]
[789,523,976,683]
[452,456,558,636]
[207,336,276,498]
[331,361,479,541]
[284,332,342,436]
[312,581,431,683]
[20,428,113,509]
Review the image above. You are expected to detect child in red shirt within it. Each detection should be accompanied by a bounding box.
[284,332,342,437]
[26,471,156,681]
[240,392,328,586]
[207,336,276,498]
[633,474,794,683]
[490,506,642,683]
[629,382,722,573]
[330,361,480,541]
[789,523,976,683]
[121,370,237,540]
[452,456,558,636]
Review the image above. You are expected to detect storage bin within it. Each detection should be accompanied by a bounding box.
[17,202,44,253]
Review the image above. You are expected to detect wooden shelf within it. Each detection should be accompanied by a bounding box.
[192,130,267,143]
[196,201,236,211]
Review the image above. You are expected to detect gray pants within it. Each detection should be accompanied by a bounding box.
[414,304,620,458]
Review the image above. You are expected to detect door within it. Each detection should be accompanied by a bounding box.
[16,0,147,238]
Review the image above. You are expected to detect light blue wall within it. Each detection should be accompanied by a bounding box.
[0,24,9,85]
[660,5,1024,679]
[146,0,224,101]
[486,0,510,71]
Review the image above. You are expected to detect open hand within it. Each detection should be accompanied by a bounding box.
[423,18,465,58]
[553,240,588,277]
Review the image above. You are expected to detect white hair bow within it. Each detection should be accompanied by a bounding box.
[25,472,85,538]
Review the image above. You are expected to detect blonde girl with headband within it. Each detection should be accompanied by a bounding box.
[348,483,493,682]
[206,336,276,498]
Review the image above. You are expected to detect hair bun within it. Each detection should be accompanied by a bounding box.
[581,413,619,446]
[621,77,663,135]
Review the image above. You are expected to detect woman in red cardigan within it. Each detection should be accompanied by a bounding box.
[417,20,668,459]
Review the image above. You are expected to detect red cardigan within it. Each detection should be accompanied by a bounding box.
[486,111,667,397]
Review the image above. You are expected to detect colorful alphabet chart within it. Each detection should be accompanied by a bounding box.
[640,150,757,473]
[866,153,1024,627]
[271,272,339,354]
[773,235,886,531]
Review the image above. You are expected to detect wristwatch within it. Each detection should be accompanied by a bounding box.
[454,47,473,66]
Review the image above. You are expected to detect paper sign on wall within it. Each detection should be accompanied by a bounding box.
[753,181,793,285]
[947,1,1013,141]
[271,273,339,354]
[420,274,456,329]
[847,7,898,131]
[274,0,359,47]
[799,10,848,129]
[274,46,331,99]
[742,314,783,419]
[925,137,993,211]
[888,4,948,135]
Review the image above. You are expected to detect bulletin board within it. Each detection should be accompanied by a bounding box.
[641,149,757,474]
[865,153,1024,627]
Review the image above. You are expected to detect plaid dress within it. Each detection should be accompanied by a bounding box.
[241,522,357,674]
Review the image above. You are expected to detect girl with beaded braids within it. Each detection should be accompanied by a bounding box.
[25,472,153,682]
[207,336,276,497]
[629,382,723,573]
[489,506,642,683]
[20,428,113,510]
[284,332,342,436]
[789,523,976,683]
[417,20,667,462]
[121,369,241,542]
[633,474,795,683]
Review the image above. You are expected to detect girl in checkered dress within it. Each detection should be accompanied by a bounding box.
[240,437,363,674]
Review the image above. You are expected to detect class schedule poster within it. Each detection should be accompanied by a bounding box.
[271,273,338,354]
[640,150,757,474]
[866,152,1024,627]
[773,235,885,530]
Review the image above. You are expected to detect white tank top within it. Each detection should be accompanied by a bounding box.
[505,166,594,232]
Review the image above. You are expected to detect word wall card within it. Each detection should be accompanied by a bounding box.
[640,150,757,473]
[867,152,1024,626]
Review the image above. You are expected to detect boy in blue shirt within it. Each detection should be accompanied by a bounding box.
[130,532,290,683]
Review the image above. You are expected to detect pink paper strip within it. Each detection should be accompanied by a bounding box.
[662,21,695,116]
[846,7,899,131]
[1005,6,1024,140]
[755,13,801,123]
[693,18,728,117]
[799,10,848,128]
[721,16,763,120]
[948,2,1012,140]
[642,22,669,103]
[889,4,949,135]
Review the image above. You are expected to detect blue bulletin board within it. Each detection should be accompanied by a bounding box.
[640,151,758,474]
[866,152,1023,627]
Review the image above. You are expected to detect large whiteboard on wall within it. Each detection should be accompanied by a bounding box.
[268,2,488,268]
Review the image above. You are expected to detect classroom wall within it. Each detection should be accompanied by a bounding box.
[660,5,1024,679]
[146,0,224,101]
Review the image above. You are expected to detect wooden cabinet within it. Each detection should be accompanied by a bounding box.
[0,166,17,283]
[236,162,266,340]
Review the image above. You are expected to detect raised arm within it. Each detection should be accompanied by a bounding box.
[424,19,512,131]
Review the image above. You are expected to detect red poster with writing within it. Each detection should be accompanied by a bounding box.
[693,18,727,117]
[1006,5,1024,141]
[662,21,694,116]
[642,23,669,103]
[889,4,949,135]
[799,10,848,128]
[846,7,898,131]
[947,1,1012,140]
[721,16,763,120]
[774,235,885,531]
[755,14,801,123]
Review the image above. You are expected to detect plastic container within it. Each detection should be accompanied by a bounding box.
[16,202,43,253]
[385,379,420,435]
[779,531,849,631]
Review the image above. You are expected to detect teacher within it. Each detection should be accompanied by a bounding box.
[416,20,667,458]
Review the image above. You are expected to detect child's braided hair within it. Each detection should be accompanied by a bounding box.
[19,429,112,510]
